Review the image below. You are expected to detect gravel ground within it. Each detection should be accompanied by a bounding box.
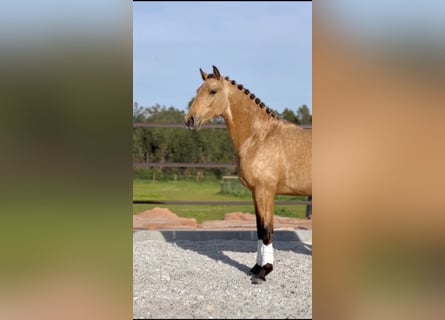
[133,238,312,319]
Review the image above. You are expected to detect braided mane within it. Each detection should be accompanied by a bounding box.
[207,73,280,119]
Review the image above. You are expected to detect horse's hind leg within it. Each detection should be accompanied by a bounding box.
[250,188,275,284]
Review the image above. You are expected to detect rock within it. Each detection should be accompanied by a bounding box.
[224,212,255,221]
[133,207,197,230]
[133,208,311,230]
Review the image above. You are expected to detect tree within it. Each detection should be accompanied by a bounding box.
[297,105,312,125]
[133,102,147,122]
[281,108,300,124]
[133,101,308,179]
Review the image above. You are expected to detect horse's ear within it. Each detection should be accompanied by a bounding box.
[200,68,208,81]
[212,65,221,80]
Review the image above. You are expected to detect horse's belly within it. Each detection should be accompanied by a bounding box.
[276,168,312,196]
[238,135,311,195]
[238,161,311,196]
[276,184,311,196]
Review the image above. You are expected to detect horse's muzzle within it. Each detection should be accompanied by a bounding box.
[185,116,194,129]
[185,115,203,130]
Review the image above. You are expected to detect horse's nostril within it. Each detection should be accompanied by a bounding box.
[185,116,194,129]
[189,116,194,128]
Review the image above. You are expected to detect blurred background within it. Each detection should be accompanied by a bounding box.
[0,1,132,319]
[1,0,445,319]
[314,1,445,319]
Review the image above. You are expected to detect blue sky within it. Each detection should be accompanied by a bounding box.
[133,1,312,114]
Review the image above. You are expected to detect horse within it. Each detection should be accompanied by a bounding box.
[185,66,312,284]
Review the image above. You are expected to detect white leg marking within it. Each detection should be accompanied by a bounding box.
[256,240,262,265]
[260,242,274,266]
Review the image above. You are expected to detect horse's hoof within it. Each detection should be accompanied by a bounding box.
[263,263,273,276]
[250,264,261,275]
[250,263,273,284]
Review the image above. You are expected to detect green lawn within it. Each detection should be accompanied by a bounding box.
[133,179,308,223]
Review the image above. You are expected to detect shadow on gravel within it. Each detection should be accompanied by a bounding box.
[159,230,312,275]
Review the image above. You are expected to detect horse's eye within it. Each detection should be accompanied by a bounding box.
[209,90,217,95]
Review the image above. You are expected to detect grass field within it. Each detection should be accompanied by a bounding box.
[133,179,308,223]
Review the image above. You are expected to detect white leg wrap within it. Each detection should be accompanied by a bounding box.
[256,240,262,265]
[260,241,274,267]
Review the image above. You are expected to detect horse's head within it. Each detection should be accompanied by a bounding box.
[185,65,229,130]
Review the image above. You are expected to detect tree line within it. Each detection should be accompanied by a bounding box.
[133,101,311,180]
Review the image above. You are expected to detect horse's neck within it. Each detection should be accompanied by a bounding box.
[223,92,273,154]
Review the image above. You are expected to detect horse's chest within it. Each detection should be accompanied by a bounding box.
[237,152,280,188]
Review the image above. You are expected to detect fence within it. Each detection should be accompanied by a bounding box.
[133,122,312,215]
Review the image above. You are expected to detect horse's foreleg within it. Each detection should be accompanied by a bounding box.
[250,188,275,283]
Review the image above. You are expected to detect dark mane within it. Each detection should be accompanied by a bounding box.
[222,76,280,119]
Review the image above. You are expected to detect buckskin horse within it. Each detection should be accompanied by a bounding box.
[185,66,312,284]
